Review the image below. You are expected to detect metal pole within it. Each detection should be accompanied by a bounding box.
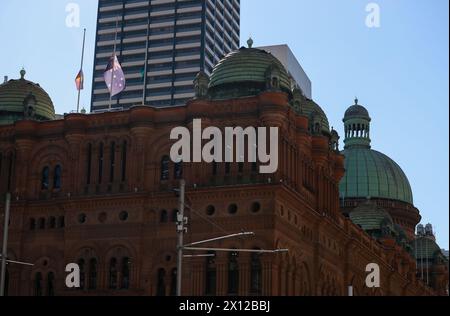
[77,28,86,113]
[176,180,185,297]
[109,17,119,110]
[0,193,11,296]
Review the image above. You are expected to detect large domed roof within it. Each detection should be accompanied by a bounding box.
[340,148,413,204]
[0,69,55,125]
[208,40,292,100]
[340,99,413,204]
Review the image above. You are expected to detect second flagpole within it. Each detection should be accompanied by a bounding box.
[77,28,86,113]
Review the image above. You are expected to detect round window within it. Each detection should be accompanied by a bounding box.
[78,213,87,224]
[119,211,129,221]
[251,202,261,213]
[228,204,238,215]
[206,205,216,216]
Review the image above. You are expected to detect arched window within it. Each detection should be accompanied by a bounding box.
[121,141,127,182]
[30,218,36,230]
[47,272,55,296]
[53,165,62,189]
[161,156,170,181]
[98,143,104,184]
[86,144,92,185]
[78,259,85,290]
[171,209,178,223]
[58,216,65,228]
[121,257,130,290]
[48,217,56,229]
[170,268,177,296]
[38,218,45,230]
[205,252,216,296]
[88,258,97,290]
[250,252,262,295]
[160,210,168,223]
[238,162,244,173]
[34,272,43,296]
[109,142,116,183]
[225,163,231,175]
[227,251,239,295]
[41,166,49,190]
[212,161,218,176]
[156,268,166,296]
[108,258,118,289]
[174,161,183,180]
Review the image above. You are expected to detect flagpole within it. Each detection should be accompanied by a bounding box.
[109,17,119,110]
[77,28,86,113]
[142,11,150,105]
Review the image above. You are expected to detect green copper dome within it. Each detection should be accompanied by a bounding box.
[208,41,292,100]
[0,69,55,125]
[339,100,413,204]
[301,98,330,134]
[340,148,413,204]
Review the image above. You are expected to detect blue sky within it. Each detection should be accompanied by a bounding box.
[0,0,448,248]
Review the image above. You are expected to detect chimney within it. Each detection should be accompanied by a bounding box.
[3,76,8,83]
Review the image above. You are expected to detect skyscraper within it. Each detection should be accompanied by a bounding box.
[91,0,240,112]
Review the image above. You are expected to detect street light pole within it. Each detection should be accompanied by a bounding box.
[176,180,186,297]
[0,193,11,297]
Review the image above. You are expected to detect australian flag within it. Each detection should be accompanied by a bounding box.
[104,55,126,97]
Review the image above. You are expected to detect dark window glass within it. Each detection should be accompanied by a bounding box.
[87,144,92,185]
[34,272,43,296]
[170,268,177,296]
[250,253,262,295]
[109,258,118,289]
[121,141,127,182]
[205,252,216,296]
[160,210,168,223]
[88,259,97,290]
[98,143,104,184]
[78,259,85,290]
[110,142,116,183]
[174,161,183,180]
[41,167,49,190]
[161,156,170,180]
[121,257,130,290]
[156,268,166,296]
[47,272,55,296]
[227,252,239,295]
[53,165,62,189]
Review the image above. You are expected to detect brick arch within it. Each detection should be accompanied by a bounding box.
[146,130,176,165]
[103,242,137,261]
[66,243,101,264]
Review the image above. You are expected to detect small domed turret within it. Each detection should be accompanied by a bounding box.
[0,69,56,125]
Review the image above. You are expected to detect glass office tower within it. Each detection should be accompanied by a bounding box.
[91,0,240,112]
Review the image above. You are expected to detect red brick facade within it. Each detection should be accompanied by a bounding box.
[0,91,446,296]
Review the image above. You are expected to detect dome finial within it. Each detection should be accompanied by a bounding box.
[355,97,358,105]
[20,68,26,80]
[247,37,254,48]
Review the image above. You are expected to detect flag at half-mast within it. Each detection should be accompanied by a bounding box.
[75,69,84,91]
[104,54,126,97]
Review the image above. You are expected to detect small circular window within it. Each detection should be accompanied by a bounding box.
[119,211,129,221]
[251,202,261,213]
[206,205,216,216]
[228,204,238,215]
[78,213,87,224]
